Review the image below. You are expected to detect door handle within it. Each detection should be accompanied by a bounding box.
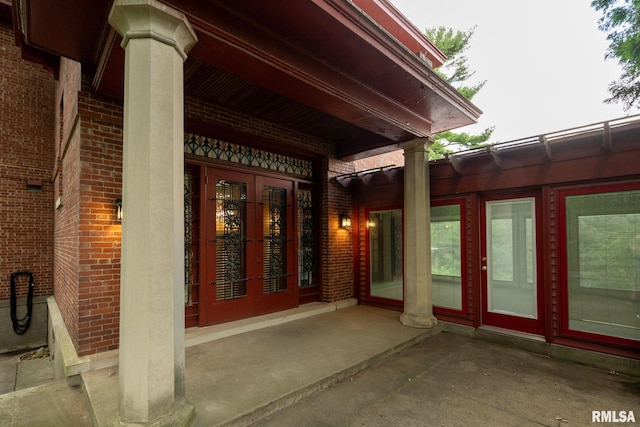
[481,266,487,271]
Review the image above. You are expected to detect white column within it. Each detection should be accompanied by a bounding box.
[109,1,197,425]
[400,138,438,328]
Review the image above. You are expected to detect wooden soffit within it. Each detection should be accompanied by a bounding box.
[13,0,481,160]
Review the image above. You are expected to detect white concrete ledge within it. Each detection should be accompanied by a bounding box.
[185,299,358,348]
[47,297,90,379]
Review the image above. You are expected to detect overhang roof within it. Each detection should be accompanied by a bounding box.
[11,0,481,160]
[338,115,640,194]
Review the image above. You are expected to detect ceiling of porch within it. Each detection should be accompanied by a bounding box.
[11,0,482,160]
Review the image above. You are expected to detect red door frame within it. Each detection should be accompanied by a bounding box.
[480,191,545,335]
[199,167,298,326]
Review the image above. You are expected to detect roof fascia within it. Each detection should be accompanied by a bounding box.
[350,0,446,67]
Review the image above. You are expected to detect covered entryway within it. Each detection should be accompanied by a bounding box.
[10,0,482,424]
[201,167,297,325]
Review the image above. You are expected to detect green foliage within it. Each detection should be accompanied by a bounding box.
[426,26,494,158]
[592,0,640,110]
[426,26,486,100]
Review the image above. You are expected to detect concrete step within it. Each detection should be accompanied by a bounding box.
[0,378,92,426]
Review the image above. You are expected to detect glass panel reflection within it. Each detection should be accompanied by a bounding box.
[486,198,537,318]
[566,190,640,341]
[369,209,403,300]
[431,204,462,310]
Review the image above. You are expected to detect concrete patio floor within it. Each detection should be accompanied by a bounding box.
[0,303,638,426]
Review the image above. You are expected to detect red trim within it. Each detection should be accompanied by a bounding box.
[350,0,446,67]
[556,181,640,351]
[540,185,554,343]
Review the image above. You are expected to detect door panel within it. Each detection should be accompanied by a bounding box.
[255,176,297,313]
[202,169,256,325]
[481,195,544,335]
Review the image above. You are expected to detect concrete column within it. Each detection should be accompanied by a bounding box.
[400,138,438,328]
[109,1,197,426]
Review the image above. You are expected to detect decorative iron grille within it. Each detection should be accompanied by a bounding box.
[262,186,288,293]
[184,172,194,305]
[297,189,315,288]
[184,134,313,178]
[215,180,249,300]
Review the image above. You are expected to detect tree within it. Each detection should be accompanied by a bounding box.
[592,0,640,110]
[426,26,494,159]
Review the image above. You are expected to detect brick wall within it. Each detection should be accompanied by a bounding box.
[322,156,355,302]
[75,85,123,355]
[53,63,124,356]
[0,22,55,301]
[353,149,404,172]
[53,58,82,352]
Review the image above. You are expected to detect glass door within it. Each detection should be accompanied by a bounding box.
[202,169,256,325]
[481,195,544,334]
[255,176,297,314]
[367,208,403,302]
[201,168,298,326]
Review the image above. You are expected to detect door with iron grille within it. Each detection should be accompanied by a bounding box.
[255,176,297,314]
[201,168,296,325]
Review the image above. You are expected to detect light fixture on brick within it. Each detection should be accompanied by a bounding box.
[339,214,352,228]
[115,198,122,221]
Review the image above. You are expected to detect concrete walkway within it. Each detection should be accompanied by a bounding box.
[0,303,638,426]
[255,331,640,427]
[82,303,436,426]
[0,348,92,427]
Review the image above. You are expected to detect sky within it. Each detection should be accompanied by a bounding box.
[390,0,640,143]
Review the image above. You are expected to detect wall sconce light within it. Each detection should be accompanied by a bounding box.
[115,198,122,221]
[340,214,352,228]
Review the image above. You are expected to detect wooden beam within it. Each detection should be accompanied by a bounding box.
[447,153,463,175]
[539,135,552,161]
[602,122,612,152]
[488,146,506,170]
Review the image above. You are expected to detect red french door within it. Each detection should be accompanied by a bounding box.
[254,176,297,314]
[480,193,544,335]
[200,168,297,326]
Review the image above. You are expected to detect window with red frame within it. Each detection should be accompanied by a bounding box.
[560,185,640,345]
[431,199,467,315]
